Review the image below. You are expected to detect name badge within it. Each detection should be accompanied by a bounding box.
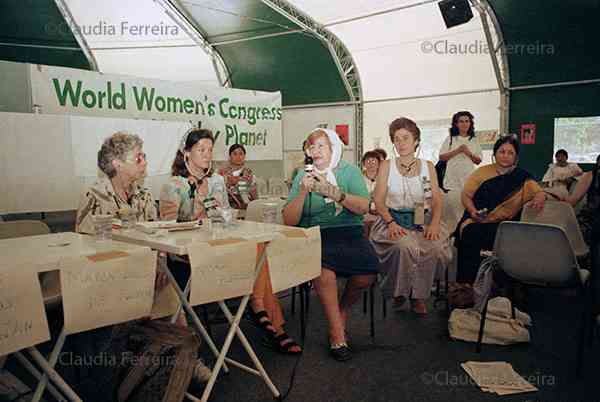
[414,202,425,225]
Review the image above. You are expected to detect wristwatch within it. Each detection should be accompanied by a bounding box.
[338,192,346,203]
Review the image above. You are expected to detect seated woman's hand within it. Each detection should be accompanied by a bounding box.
[468,209,484,223]
[529,191,546,210]
[300,175,317,193]
[424,222,441,240]
[388,221,407,240]
[313,179,343,202]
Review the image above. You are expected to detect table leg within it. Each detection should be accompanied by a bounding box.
[218,300,281,399]
[162,263,229,373]
[300,284,306,340]
[26,348,82,402]
[170,280,190,324]
[13,352,67,402]
[31,327,67,402]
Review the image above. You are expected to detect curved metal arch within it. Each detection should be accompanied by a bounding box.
[53,0,99,71]
[260,0,365,159]
[154,0,232,87]
[472,0,510,133]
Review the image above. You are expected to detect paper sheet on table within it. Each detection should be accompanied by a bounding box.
[461,361,538,395]
[266,227,321,293]
[0,269,50,356]
[188,239,257,306]
[60,249,156,335]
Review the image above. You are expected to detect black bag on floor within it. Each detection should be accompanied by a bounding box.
[109,320,200,402]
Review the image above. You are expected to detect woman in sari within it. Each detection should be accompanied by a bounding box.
[454,135,547,287]
[218,144,258,210]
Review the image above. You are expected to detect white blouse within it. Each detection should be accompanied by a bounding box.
[439,135,482,192]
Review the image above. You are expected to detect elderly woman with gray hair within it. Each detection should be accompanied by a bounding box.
[76,131,157,233]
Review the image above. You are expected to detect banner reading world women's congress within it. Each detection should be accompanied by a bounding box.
[30,64,283,160]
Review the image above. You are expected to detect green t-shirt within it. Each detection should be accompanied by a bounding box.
[286,160,369,229]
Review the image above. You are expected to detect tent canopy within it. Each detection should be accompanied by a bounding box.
[1,0,599,176]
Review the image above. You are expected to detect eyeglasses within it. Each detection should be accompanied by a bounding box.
[124,152,147,165]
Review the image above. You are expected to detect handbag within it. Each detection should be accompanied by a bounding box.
[434,159,447,189]
[388,208,415,229]
[110,320,200,402]
[448,297,531,345]
[435,135,453,190]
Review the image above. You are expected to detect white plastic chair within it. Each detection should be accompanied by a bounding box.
[476,221,591,375]
[0,220,51,239]
[255,177,269,198]
[521,200,589,258]
[268,178,289,199]
[0,220,60,307]
[245,198,286,224]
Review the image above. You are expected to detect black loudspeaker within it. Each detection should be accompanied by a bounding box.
[438,0,473,28]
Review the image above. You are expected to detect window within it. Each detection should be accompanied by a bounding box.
[418,119,496,165]
[554,117,600,163]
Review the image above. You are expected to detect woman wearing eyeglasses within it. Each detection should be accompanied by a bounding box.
[76,131,156,233]
[452,135,546,305]
[160,128,302,355]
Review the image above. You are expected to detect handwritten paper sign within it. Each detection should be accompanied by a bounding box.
[266,227,321,292]
[0,269,50,356]
[60,249,156,334]
[188,240,257,306]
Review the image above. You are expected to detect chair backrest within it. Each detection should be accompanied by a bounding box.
[268,178,289,198]
[255,177,269,198]
[521,200,589,257]
[0,220,51,240]
[245,198,286,224]
[494,221,581,287]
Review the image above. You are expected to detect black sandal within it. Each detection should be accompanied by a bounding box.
[247,309,277,334]
[262,332,303,355]
[329,342,352,361]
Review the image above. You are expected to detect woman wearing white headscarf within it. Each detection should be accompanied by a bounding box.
[283,128,379,362]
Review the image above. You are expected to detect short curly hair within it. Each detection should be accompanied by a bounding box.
[98,132,144,178]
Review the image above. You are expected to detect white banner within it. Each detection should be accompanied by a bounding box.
[30,64,283,160]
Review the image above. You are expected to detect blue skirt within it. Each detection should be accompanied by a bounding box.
[320,226,379,277]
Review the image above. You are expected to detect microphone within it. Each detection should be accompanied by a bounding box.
[304,155,319,181]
